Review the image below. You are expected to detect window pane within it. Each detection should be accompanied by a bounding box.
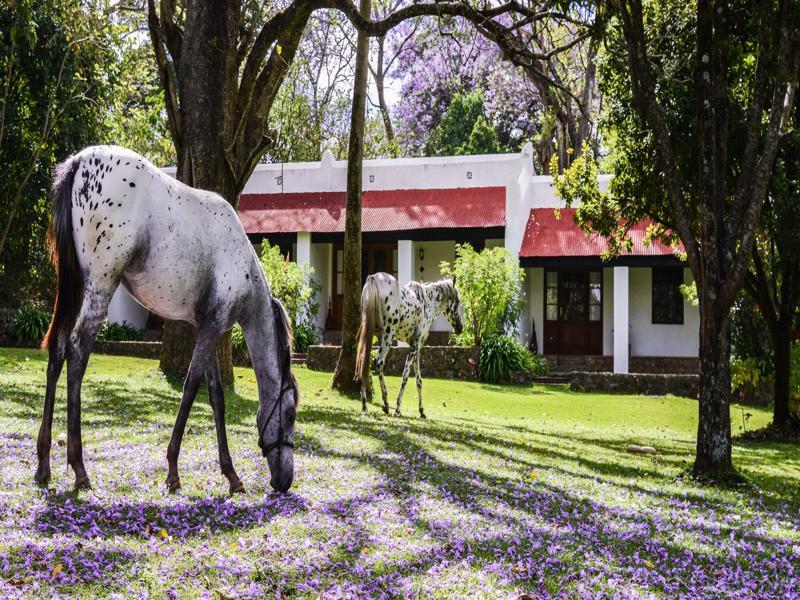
[590,304,601,321]
[547,304,557,320]
[336,250,343,271]
[590,271,601,285]
[336,273,343,291]
[547,288,558,304]
[590,284,601,305]
[547,271,557,287]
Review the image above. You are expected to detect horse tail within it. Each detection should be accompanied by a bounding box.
[355,275,381,383]
[42,156,83,351]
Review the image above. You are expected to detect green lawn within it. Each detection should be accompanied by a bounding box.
[0,347,797,598]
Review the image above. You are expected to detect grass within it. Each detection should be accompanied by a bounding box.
[0,347,797,598]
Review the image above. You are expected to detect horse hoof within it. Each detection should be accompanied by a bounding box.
[74,477,91,491]
[393,410,402,417]
[420,412,427,420]
[34,469,51,487]
[382,405,389,415]
[230,481,246,495]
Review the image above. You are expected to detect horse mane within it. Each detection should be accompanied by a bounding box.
[433,278,457,302]
[271,297,299,407]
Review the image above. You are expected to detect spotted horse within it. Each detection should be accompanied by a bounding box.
[36,146,298,494]
[355,272,463,417]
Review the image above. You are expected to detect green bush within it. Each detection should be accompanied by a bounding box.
[231,323,246,353]
[292,322,318,354]
[11,306,50,346]
[97,321,143,342]
[478,334,545,383]
[260,242,320,326]
[440,244,525,346]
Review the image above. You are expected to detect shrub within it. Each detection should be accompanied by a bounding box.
[97,321,142,342]
[260,242,320,327]
[231,323,246,353]
[440,244,525,346]
[478,334,543,384]
[11,306,50,346]
[292,322,318,354]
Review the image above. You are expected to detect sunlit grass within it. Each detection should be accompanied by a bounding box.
[0,347,797,598]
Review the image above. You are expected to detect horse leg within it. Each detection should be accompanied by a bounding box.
[415,351,426,419]
[35,343,66,486]
[376,332,392,415]
[205,355,245,495]
[394,345,418,417]
[164,338,208,492]
[65,286,112,490]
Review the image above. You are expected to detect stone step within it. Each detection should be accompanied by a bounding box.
[291,353,307,365]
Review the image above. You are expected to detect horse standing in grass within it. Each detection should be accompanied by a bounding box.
[37,146,298,494]
[355,272,463,417]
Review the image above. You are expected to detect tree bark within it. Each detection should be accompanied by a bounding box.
[331,0,370,396]
[157,0,241,386]
[772,324,793,429]
[695,296,733,475]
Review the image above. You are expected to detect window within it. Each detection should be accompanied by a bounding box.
[652,268,684,324]
[589,271,601,321]
[546,271,558,320]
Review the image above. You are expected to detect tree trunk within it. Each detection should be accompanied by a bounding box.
[158,0,240,386]
[331,0,370,396]
[772,323,793,429]
[694,297,733,475]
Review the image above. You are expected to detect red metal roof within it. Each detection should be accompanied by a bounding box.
[238,187,505,234]
[519,208,679,258]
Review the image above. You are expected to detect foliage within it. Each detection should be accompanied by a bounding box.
[389,19,541,159]
[0,0,126,307]
[730,357,768,392]
[259,241,320,327]
[230,323,246,353]
[292,322,318,354]
[425,90,502,156]
[730,293,773,369]
[790,341,800,419]
[478,334,549,384]
[10,306,49,346]
[440,244,524,346]
[97,321,143,342]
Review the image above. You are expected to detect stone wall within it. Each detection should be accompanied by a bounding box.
[570,371,699,398]
[307,345,480,380]
[93,341,163,360]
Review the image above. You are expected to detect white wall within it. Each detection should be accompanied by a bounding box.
[108,286,149,329]
[525,267,544,351]
[309,243,331,330]
[603,267,614,355]
[239,147,534,198]
[628,267,699,357]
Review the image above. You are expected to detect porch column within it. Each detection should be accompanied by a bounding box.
[613,266,629,374]
[296,231,311,266]
[397,240,414,286]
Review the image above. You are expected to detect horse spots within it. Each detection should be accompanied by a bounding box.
[129,182,136,188]
[245,274,250,280]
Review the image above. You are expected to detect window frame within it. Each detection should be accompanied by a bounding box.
[651,267,685,325]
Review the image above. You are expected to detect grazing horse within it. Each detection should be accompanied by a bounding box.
[36,146,298,494]
[355,272,463,417]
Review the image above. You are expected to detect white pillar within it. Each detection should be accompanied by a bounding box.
[613,266,629,374]
[296,231,311,266]
[397,240,414,286]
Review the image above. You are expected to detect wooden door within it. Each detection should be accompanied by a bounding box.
[328,244,397,331]
[543,270,603,355]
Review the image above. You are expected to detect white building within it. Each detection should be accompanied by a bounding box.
[109,144,699,374]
